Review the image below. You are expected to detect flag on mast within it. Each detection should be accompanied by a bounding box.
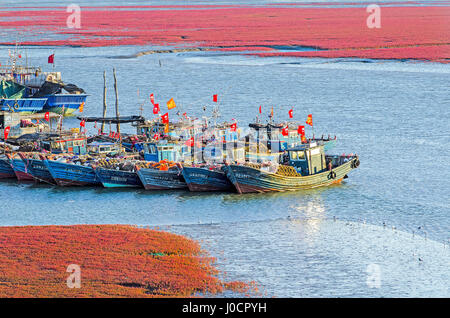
[167,98,176,110]
[306,114,313,126]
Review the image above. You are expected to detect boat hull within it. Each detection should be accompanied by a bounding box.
[43,94,87,116]
[224,158,358,194]
[24,158,55,184]
[45,160,100,186]
[0,98,47,114]
[96,167,142,188]
[136,168,187,190]
[0,158,15,179]
[181,166,233,192]
[9,158,34,181]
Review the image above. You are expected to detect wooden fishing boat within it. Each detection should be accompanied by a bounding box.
[6,153,34,181]
[180,164,233,192]
[135,161,187,190]
[0,156,15,178]
[96,167,142,188]
[18,153,55,184]
[95,159,143,188]
[223,142,359,194]
[44,157,100,186]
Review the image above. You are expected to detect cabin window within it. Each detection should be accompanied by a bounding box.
[290,151,298,160]
[99,147,108,152]
[297,151,305,160]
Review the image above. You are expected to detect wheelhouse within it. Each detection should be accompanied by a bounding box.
[287,142,327,176]
[87,142,123,156]
[41,137,87,155]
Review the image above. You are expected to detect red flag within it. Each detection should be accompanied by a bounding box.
[79,120,85,127]
[306,114,313,126]
[185,137,194,147]
[44,112,50,122]
[301,135,307,143]
[213,94,218,103]
[153,133,160,141]
[4,126,11,140]
[114,132,120,139]
[297,125,305,136]
[161,112,169,124]
[150,93,155,105]
[281,126,289,136]
[288,109,293,118]
[230,123,237,132]
[98,129,102,135]
[48,54,54,64]
[153,103,160,114]
[259,105,262,114]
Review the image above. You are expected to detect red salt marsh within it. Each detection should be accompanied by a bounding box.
[0,225,254,297]
[0,5,449,62]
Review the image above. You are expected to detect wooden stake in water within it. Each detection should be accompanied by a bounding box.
[101,71,107,134]
[113,68,120,135]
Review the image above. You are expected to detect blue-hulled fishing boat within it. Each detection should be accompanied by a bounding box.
[0,98,48,114]
[6,153,34,181]
[181,164,233,192]
[0,156,15,178]
[136,162,187,190]
[45,158,100,186]
[224,142,359,194]
[18,153,55,184]
[95,166,143,188]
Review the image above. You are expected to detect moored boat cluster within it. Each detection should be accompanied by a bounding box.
[0,115,359,194]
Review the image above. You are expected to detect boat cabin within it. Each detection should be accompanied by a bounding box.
[142,142,187,163]
[87,142,123,156]
[287,142,327,176]
[41,136,87,155]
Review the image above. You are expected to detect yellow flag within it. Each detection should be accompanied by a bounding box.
[79,102,84,113]
[167,98,176,110]
[164,123,169,133]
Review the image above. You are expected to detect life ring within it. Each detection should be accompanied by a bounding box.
[13,100,20,110]
[328,171,336,179]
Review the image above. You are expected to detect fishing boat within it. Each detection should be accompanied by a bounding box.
[95,159,143,188]
[135,161,187,190]
[180,164,233,192]
[44,157,100,186]
[6,152,34,181]
[0,155,15,178]
[18,152,55,184]
[223,142,359,194]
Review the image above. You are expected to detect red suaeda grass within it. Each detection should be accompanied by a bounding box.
[0,5,448,62]
[0,225,255,297]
